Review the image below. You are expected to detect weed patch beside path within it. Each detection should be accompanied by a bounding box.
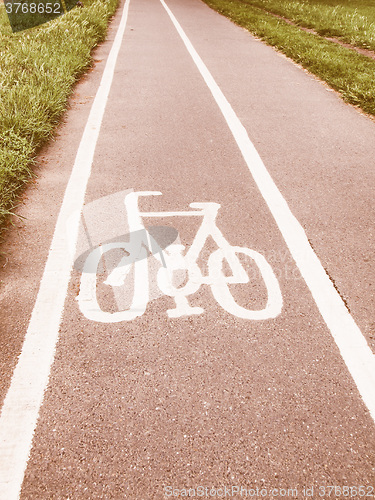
[236,0,375,51]
[0,0,119,232]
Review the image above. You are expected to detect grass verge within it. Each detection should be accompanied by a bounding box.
[202,0,375,117]
[236,0,375,51]
[0,0,119,232]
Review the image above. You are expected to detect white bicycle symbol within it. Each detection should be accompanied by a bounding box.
[77,191,283,322]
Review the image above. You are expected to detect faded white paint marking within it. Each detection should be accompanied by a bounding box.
[160,0,375,421]
[0,1,131,497]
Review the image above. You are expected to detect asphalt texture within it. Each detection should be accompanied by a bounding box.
[0,0,375,497]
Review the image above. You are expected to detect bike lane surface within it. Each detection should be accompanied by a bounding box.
[0,0,375,497]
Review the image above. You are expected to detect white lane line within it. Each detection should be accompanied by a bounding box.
[0,0,131,497]
[160,0,375,422]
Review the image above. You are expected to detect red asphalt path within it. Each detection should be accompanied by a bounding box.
[0,0,375,497]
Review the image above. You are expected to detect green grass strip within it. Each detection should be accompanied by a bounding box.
[0,0,119,231]
[236,0,375,51]
[203,0,375,117]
